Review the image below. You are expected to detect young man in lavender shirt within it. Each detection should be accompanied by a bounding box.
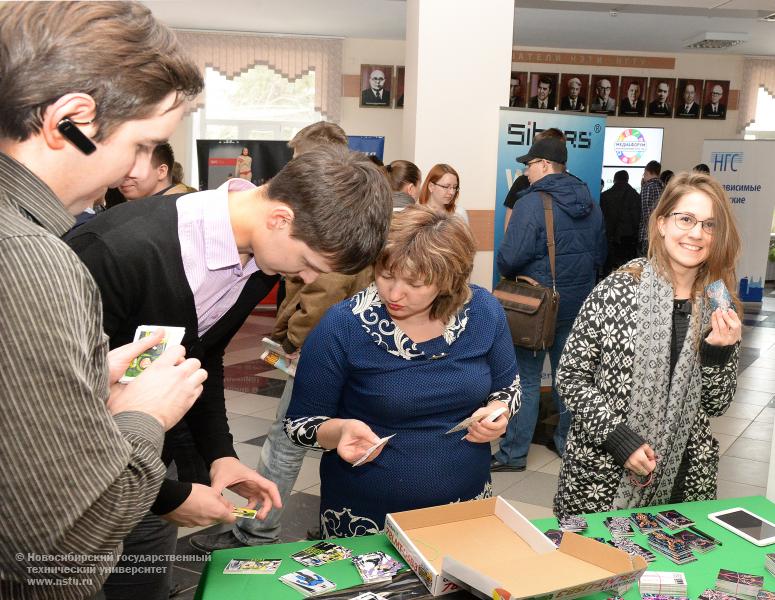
[66,145,392,599]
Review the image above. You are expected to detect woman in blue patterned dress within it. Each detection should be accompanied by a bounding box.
[284,206,520,538]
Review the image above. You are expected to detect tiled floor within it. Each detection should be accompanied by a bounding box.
[171,293,775,597]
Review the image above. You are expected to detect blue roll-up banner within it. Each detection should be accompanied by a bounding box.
[348,136,385,161]
[493,108,606,287]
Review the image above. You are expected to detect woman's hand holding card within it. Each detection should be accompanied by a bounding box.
[706,308,742,347]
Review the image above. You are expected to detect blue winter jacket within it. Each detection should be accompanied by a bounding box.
[497,172,607,323]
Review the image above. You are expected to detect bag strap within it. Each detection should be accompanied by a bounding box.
[538,192,557,291]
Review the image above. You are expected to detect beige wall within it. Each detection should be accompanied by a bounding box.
[340,38,406,164]
[513,47,744,172]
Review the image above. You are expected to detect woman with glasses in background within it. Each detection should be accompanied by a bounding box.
[554,172,742,518]
[418,163,468,223]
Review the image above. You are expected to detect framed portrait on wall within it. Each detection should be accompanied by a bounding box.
[617,77,647,117]
[589,75,618,115]
[674,78,703,119]
[647,78,676,117]
[395,66,405,108]
[528,72,559,110]
[360,64,393,108]
[701,80,729,120]
[509,71,528,107]
[559,74,589,112]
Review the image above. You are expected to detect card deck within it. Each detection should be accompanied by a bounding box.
[544,529,564,547]
[352,435,395,467]
[223,558,281,574]
[767,552,775,576]
[639,571,688,597]
[715,569,764,600]
[646,530,696,565]
[291,541,352,567]
[605,516,634,537]
[279,568,336,596]
[674,529,717,553]
[631,512,662,533]
[656,509,694,530]
[607,537,656,562]
[352,551,403,583]
[558,515,588,532]
[699,590,739,600]
[120,325,185,383]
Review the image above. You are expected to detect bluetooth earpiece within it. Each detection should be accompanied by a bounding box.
[56,117,96,155]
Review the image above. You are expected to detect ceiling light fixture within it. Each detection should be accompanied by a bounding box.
[683,32,750,49]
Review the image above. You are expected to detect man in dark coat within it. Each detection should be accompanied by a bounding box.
[600,170,641,275]
[492,137,606,472]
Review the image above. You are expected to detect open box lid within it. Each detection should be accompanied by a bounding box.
[390,497,646,599]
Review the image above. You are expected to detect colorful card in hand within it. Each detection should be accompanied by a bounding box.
[291,541,352,567]
[232,507,258,519]
[279,568,336,596]
[120,325,185,383]
[706,279,733,311]
[223,558,281,574]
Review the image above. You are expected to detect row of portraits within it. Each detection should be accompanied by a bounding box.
[509,72,730,120]
[360,64,405,109]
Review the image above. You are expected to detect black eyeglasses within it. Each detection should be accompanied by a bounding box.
[670,212,715,234]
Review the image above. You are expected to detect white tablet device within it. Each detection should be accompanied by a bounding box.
[707,507,775,546]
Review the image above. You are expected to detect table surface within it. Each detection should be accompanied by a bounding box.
[195,495,775,599]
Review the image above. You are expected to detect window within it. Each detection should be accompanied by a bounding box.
[189,65,322,185]
[744,86,775,140]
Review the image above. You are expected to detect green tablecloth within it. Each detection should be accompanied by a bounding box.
[195,495,775,599]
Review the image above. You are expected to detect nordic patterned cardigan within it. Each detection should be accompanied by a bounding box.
[553,267,739,518]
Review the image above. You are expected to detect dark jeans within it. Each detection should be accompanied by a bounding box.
[100,511,177,600]
[495,319,573,468]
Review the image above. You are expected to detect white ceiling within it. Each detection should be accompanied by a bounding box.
[141,0,775,55]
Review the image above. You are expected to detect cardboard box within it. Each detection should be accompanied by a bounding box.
[385,496,647,599]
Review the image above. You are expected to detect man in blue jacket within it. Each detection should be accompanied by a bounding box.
[492,136,606,471]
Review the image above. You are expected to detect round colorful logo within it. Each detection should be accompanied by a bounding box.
[614,129,647,165]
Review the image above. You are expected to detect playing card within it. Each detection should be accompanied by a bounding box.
[706,279,733,311]
[544,529,564,547]
[279,568,336,595]
[559,515,588,532]
[445,406,508,435]
[352,434,395,467]
[232,507,258,519]
[120,325,185,383]
[223,558,281,574]
[291,541,352,567]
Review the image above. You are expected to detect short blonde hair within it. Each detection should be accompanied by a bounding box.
[376,205,474,322]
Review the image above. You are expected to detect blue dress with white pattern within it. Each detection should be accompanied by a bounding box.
[284,283,520,538]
